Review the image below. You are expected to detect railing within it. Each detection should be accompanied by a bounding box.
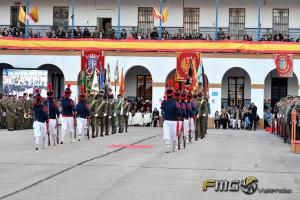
[0,25,300,41]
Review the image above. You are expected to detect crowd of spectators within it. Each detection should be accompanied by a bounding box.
[214,102,259,131]
[1,26,300,42]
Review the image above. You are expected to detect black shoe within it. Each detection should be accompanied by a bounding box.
[60,141,63,144]
[35,147,38,150]
[105,133,109,136]
[112,130,116,134]
[100,134,104,137]
[125,129,128,133]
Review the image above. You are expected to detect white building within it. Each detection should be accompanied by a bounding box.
[0,0,300,126]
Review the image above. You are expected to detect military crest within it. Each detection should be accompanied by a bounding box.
[81,51,105,77]
[274,54,293,77]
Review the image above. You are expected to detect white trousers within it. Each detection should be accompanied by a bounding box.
[163,120,177,148]
[232,119,241,129]
[48,119,57,145]
[77,117,87,140]
[183,119,189,138]
[190,118,195,137]
[61,117,74,141]
[33,121,47,148]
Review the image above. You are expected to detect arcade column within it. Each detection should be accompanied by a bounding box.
[251,84,264,126]
[152,82,166,113]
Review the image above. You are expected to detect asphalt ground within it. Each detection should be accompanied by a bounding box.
[0,127,299,200]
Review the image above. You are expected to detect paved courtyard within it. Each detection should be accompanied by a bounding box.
[0,127,299,200]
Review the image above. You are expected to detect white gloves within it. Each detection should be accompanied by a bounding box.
[113,113,116,117]
[95,114,98,117]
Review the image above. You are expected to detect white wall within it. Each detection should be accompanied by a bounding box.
[1,0,300,29]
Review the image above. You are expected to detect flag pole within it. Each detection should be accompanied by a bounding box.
[25,0,30,38]
[71,0,75,38]
[257,0,261,41]
[215,0,219,40]
[159,0,163,40]
[117,0,121,39]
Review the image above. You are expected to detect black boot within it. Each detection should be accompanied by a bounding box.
[118,128,122,133]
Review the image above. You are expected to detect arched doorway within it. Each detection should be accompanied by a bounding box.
[221,67,251,109]
[38,64,65,98]
[166,69,176,84]
[0,63,14,93]
[125,66,152,102]
[264,69,298,110]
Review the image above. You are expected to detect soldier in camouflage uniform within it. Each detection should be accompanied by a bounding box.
[28,94,34,129]
[90,93,99,138]
[95,91,106,137]
[15,96,25,130]
[104,93,111,135]
[0,94,4,129]
[7,96,16,131]
[123,97,130,132]
[114,94,124,133]
[196,92,208,140]
[110,94,116,134]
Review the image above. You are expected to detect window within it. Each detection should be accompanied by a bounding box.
[137,75,152,100]
[228,77,244,107]
[229,8,245,39]
[183,8,199,34]
[273,9,289,36]
[138,7,154,35]
[53,6,69,31]
[10,6,26,30]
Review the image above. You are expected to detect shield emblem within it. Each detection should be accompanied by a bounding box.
[88,57,97,71]
[279,58,286,70]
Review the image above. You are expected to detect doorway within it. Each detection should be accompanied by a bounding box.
[97,18,112,32]
[271,77,287,109]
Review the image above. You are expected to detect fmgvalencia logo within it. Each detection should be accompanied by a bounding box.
[202,176,292,195]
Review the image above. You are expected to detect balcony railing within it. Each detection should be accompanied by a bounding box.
[0,25,300,42]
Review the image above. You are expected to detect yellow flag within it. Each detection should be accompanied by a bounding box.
[162,6,169,23]
[18,6,26,24]
[29,6,39,23]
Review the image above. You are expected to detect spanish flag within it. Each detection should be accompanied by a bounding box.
[18,6,26,24]
[162,6,169,23]
[152,7,161,19]
[29,5,39,23]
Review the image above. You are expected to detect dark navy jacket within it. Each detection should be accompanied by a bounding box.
[33,103,48,123]
[180,101,187,120]
[61,96,75,117]
[43,99,60,119]
[161,98,181,121]
[76,101,90,118]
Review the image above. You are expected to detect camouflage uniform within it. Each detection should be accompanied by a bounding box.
[15,98,25,130]
[114,95,124,133]
[104,94,111,135]
[123,98,130,132]
[6,98,16,131]
[95,92,106,137]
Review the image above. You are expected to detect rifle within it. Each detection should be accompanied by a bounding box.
[73,98,77,140]
[86,116,90,139]
[47,99,50,146]
[56,117,59,144]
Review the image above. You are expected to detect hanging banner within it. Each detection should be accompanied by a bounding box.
[81,51,105,76]
[274,54,293,77]
[176,52,200,81]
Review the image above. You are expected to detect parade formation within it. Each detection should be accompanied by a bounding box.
[161,80,209,153]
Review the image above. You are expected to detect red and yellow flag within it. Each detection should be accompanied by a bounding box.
[119,67,125,96]
[152,7,161,19]
[18,6,26,24]
[29,5,39,23]
[162,6,169,23]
